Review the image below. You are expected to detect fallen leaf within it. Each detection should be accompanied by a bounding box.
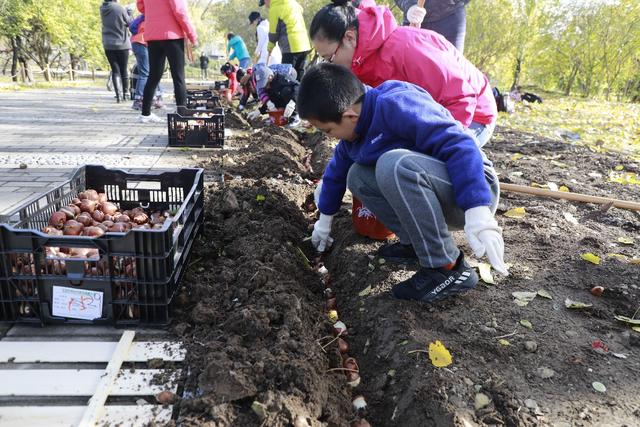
[591,339,609,354]
[537,367,555,379]
[399,340,409,346]
[466,257,480,268]
[606,253,628,261]
[592,381,606,393]
[531,182,547,189]
[256,194,266,202]
[327,310,339,323]
[559,185,570,192]
[358,285,372,297]
[563,212,579,225]
[504,207,526,219]
[614,165,624,171]
[581,253,601,265]
[617,236,635,245]
[537,289,553,299]
[511,152,523,161]
[613,315,640,326]
[520,319,533,329]
[611,352,627,359]
[629,259,640,265]
[565,298,593,309]
[509,171,524,177]
[512,291,538,307]
[632,326,640,333]
[478,263,494,284]
[428,340,452,367]
[498,339,511,346]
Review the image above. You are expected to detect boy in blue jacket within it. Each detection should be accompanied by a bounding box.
[298,64,508,303]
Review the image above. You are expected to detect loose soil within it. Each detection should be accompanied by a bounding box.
[173,113,640,426]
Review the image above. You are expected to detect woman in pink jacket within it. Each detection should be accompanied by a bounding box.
[309,0,497,146]
[136,0,198,123]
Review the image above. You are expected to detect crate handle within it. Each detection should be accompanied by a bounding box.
[139,202,150,209]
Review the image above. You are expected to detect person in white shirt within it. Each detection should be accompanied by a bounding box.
[248,11,281,65]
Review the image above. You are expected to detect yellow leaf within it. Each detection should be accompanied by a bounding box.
[358,285,372,297]
[511,153,523,161]
[618,237,635,245]
[632,326,640,333]
[614,165,624,171]
[607,253,628,261]
[614,315,640,326]
[581,253,601,265]
[565,298,592,309]
[428,340,452,367]
[629,259,640,265]
[531,182,547,189]
[520,319,533,329]
[478,263,494,284]
[504,207,526,219]
[327,310,339,323]
[256,194,266,202]
[537,289,553,299]
[559,185,570,192]
[550,160,568,168]
[498,339,511,346]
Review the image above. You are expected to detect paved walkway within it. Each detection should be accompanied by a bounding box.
[0,86,214,214]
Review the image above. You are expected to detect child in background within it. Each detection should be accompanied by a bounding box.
[298,63,507,303]
[236,68,259,110]
[220,62,240,101]
[247,63,300,126]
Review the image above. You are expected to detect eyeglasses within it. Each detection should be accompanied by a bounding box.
[322,41,342,63]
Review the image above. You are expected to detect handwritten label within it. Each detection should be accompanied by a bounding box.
[52,286,103,321]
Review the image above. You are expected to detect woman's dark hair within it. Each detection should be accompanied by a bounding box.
[226,32,235,40]
[309,0,359,42]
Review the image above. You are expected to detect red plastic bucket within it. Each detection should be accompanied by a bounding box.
[352,197,395,240]
[268,109,287,126]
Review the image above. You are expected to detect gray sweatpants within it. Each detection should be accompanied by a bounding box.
[347,149,500,268]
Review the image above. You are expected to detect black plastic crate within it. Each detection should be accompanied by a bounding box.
[0,165,204,326]
[167,106,224,148]
[214,80,228,90]
[186,89,221,110]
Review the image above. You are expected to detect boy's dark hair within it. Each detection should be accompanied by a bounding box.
[248,11,261,23]
[298,63,364,123]
[310,0,359,42]
[226,32,235,40]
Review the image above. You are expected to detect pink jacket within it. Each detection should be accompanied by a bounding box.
[136,0,197,45]
[352,1,496,127]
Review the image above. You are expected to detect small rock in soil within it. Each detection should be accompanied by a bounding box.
[524,398,538,410]
[293,415,311,427]
[474,393,491,410]
[19,163,27,169]
[524,341,538,352]
[221,190,240,214]
[536,367,555,379]
[147,358,164,369]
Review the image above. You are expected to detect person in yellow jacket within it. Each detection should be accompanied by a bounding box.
[260,0,310,80]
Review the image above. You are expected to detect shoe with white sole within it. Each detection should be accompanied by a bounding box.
[138,112,163,123]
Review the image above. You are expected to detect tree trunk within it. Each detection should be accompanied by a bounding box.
[564,63,580,96]
[10,37,19,83]
[511,55,523,91]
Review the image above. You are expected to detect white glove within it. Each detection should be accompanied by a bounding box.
[407,5,427,26]
[312,213,334,252]
[266,101,276,112]
[464,206,508,275]
[238,104,245,111]
[284,100,296,118]
[247,110,261,120]
[313,180,323,206]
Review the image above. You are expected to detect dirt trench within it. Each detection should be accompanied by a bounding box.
[173,119,640,426]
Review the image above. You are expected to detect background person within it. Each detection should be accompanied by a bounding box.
[199,52,209,79]
[136,0,198,123]
[227,33,251,69]
[248,11,281,65]
[394,0,470,53]
[262,0,311,80]
[100,0,132,103]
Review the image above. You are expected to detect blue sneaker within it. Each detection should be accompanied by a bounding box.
[377,242,418,264]
[392,252,478,302]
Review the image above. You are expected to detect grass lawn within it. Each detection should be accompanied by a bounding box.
[499,92,640,159]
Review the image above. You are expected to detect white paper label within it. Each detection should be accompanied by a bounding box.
[52,286,103,320]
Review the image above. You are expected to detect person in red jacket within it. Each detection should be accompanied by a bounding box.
[136,0,198,123]
[309,0,496,147]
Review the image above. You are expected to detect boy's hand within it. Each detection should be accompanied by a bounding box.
[247,110,261,120]
[266,101,277,111]
[464,206,508,275]
[312,214,334,252]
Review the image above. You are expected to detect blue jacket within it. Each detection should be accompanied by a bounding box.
[227,35,250,61]
[319,80,493,215]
